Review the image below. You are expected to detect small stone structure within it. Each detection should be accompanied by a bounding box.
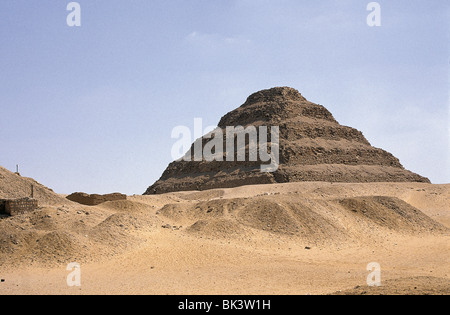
[0,198,39,216]
[66,192,127,206]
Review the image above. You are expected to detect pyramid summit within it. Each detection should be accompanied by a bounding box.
[218,87,336,128]
[242,87,307,106]
[145,87,430,195]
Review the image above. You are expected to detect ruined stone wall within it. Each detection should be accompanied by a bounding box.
[0,200,6,214]
[66,192,127,206]
[0,198,38,216]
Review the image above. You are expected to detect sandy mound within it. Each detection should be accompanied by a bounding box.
[0,218,89,266]
[98,200,155,213]
[236,199,300,235]
[187,219,248,238]
[32,231,86,264]
[157,192,447,245]
[0,197,161,267]
[158,198,234,224]
[28,207,62,231]
[0,166,70,206]
[337,196,446,233]
[89,212,154,248]
[176,190,225,201]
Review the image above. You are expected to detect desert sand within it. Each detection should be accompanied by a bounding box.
[1,175,449,295]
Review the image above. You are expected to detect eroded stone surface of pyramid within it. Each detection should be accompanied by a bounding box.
[145,87,429,194]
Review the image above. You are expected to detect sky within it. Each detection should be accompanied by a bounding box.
[0,0,448,195]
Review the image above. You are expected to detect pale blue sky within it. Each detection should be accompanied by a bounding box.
[0,0,448,194]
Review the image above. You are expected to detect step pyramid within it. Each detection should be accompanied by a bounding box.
[145,87,429,194]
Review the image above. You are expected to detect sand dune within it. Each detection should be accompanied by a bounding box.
[0,166,70,206]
